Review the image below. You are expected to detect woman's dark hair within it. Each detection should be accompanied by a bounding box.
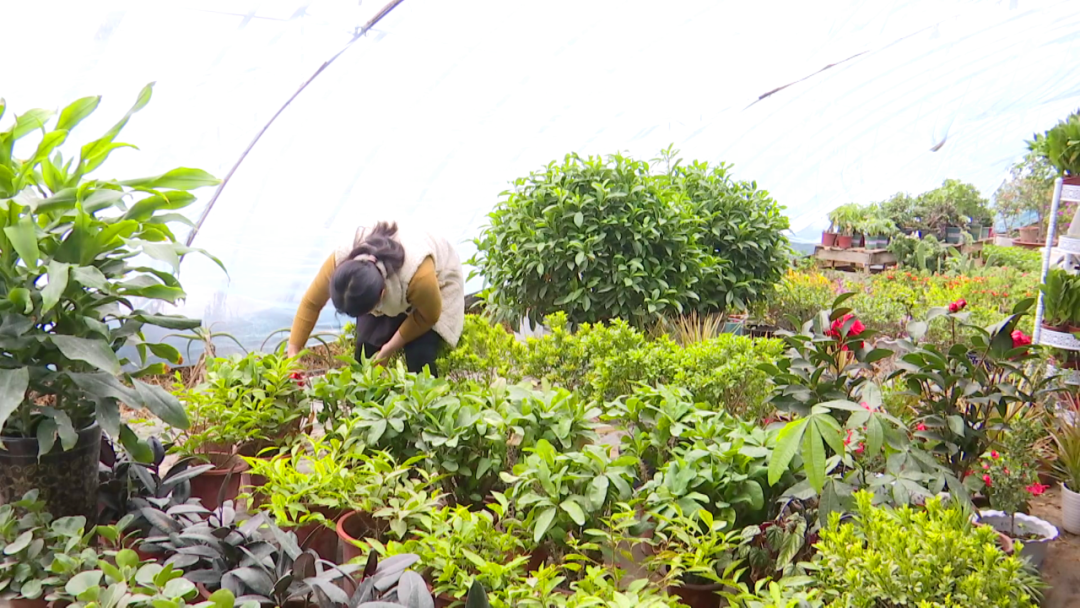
[330,221,406,317]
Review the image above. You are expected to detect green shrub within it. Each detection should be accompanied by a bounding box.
[436,315,524,385]
[984,244,1042,273]
[814,492,1043,608]
[666,159,791,309]
[471,150,788,327]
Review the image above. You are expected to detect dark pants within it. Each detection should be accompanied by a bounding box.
[354,313,443,377]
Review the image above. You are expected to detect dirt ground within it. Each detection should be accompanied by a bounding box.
[1028,486,1080,607]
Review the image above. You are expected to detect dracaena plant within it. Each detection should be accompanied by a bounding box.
[0,84,223,453]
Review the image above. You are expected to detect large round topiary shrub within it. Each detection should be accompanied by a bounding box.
[471,150,789,327]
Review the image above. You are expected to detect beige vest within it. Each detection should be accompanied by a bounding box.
[335,223,465,346]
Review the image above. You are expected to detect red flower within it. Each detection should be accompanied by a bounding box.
[963,470,973,479]
[290,372,303,380]
[297,380,306,388]
[860,401,874,412]
[948,299,967,313]
[1026,483,1050,496]
[844,429,854,446]
[983,474,992,487]
[854,443,865,454]
[825,314,865,350]
[1011,330,1032,348]
[916,423,927,431]
[991,450,999,459]
[982,462,990,470]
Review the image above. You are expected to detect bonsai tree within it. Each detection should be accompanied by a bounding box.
[0,84,222,457]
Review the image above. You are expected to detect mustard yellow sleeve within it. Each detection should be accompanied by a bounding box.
[289,254,336,352]
[398,257,442,343]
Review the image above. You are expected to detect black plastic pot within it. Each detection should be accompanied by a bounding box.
[0,423,102,521]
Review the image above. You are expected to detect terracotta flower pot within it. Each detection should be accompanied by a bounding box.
[822,231,838,247]
[336,510,377,564]
[836,235,853,249]
[291,506,344,562]
[188,458,248,512]
[1018,225,1040,243]
[668,581,724,608]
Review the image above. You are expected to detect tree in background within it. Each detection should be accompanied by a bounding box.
[994,151,1065,235]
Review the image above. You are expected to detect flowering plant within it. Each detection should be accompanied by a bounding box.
[979,450,1046,537]
[762,294,893,417]
[894,299,1056,479]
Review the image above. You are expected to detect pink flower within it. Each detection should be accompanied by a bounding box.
[982,462,990,470]
[963,470,973,479]
[1026,483,1050,496]
[948,299,967,313]
[854,443,865,455]
[861,402,875,412]
[916,423,927,431]
[991,450,999,459]
[983,474,993,487]
[844,429,854,446]
[1011,330,1032,348]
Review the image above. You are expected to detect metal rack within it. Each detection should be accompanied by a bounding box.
[1034,178,1080,383]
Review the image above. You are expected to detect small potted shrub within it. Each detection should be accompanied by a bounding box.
[821,220,839,247]
[1030,112,1080,245]
[166,394,250,511]
[645,509,741,608]
[1052,418,1080,535]
[855,214,897,250]
[976,449,1058,569]
[827,204,860,249]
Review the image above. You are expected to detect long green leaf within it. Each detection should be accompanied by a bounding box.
[121,168,220,190]
[0,367,29,434]
[50,335,121,374]
[802,423,827,492]
[131,380,188,428]
[56,96,101,132]
[768,417,809,486]
[10,109,54,140]
[533,507,557,544]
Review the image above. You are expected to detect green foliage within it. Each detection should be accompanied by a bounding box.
[499,439,637,550]
[374,502,530,601]
[1039,268,1080,329]
[814,492,1043,607]
[62,553,257,608]
[0,84,222,454]
[316,362,599,506]
[825,203,861,235]
[644,508,741,587]
[1029,109,1080,176]
[471,149,788,327]
[983,244,1042,273]
[888,233,950,272]
[243,438,439,541]
[666,157,792,309]
[170,351,311,460]
[0,491,98,600]
[437,316,525,385]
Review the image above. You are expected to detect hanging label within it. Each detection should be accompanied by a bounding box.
[1063,184,1080,203]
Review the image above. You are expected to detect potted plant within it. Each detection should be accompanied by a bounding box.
[1052,418,1080,535]
[821,220,839,247]
[1038,268,1075,332]
[826,204,860,249]
[1030,113,1080,243]
[854,213,897,250]
[644,509,741,608]
[976,450,1058,569]
[372,504,532,606]
[1018,224,1042,244]
[166,388,250,511]
[0,85,222,521]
